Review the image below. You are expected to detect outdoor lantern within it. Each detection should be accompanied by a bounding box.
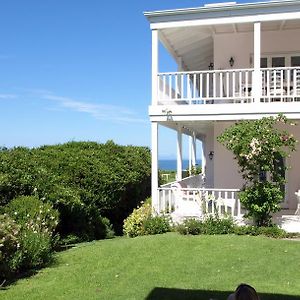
[208,62,214,70]
[208,151,214,160]
[229,57,235,67]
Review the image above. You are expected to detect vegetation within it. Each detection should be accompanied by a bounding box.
[218,114,297,226]
[1,233,300,300]
[0,141,151,237]
[176,216,294,239]
[123,200,171,237]
[0,197,59,282]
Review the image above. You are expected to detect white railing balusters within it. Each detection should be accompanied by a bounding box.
[157,67,299,104]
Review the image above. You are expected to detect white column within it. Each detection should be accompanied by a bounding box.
[192,132,197,167]
[253,22,261,103]
[188,135,192,172]
[151,122,159,213]
[177,57,183,96]
[152,30,159,105]
[201,137,207,178]
[176,126,182,181]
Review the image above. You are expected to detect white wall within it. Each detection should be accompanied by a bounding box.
[213,121,244,189]
[214,28,300,69]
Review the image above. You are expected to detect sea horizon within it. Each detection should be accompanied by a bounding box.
[159,159,202,171]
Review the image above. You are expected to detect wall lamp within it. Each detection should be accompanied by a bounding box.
[208,151,214,160]
[229,57,235,67]
[208,62,214,70]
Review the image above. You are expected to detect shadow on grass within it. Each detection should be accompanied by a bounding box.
[145,287,300,300]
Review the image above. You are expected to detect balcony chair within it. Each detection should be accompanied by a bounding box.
[171,181,203,219]
[291,69,300,101]
[270,70,286,102]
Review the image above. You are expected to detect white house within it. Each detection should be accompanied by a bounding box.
[144,0,300,230]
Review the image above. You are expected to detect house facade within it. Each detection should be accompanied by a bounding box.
[145,0,300,228]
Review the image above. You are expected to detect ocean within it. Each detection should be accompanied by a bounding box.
[159,159,201,171]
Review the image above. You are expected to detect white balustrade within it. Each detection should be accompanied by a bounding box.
[157,187,242,218]
[157,67,300,105]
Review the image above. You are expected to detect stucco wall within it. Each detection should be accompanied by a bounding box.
[211,121,300,210]
[214,28,300,70]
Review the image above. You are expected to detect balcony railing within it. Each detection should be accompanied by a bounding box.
[157,67,300,105]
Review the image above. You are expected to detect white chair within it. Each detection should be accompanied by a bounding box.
[270,70,286,101]
[171,181,202,218]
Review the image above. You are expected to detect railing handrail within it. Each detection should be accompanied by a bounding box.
[158,66,300,76]
[158,68,254,76]
[158,187,240,192]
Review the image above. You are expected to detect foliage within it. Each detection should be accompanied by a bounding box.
[123,201,152,237]
[239,182,283,226]
[234,224,292,238]
[123,199,171,237]
[0,214,20,280]
[218,114,297,226]
[0,141,151,238]
[176,216,235,235]
[176,218,203,235]
[5,196,59,234]
[142,215,171,235]
[0,197,59,280]
[189,165,202,176]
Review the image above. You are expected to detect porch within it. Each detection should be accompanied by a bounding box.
[156,175,300,233]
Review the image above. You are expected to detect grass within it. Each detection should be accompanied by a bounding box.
[1,233,300,300]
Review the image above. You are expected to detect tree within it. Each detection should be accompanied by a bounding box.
[217,114,297,226]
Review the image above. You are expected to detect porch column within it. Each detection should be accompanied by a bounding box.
[176,126,183,181]
[177,57,183,95]
[151,122,159,213]
[189,135,192,172]
[152,29,159,105]
[191,132,197,167]
[253,22,261,103]
[201,137,207,178]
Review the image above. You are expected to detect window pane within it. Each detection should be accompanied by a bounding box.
[291,56,300,67]
[260,57,268,68]
[272,57,285,68]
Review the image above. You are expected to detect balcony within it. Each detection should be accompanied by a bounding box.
[157,67,300,105]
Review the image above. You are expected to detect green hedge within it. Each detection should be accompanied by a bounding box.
[0,141,151,238]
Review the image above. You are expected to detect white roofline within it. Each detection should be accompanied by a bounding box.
[144,0,300,18]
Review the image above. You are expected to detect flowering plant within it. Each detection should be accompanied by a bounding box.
[218,114,297,226]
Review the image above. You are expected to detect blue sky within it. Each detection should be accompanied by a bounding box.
[0,0,258,158]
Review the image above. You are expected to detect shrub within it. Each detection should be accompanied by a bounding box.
[0,214,20,280]
[123,202,152,237]
[5,196,59,234]
[176,216,235,235]
[201,215,235,235]
[143,216,171,235]
[12,228,53,272]
[240,182,283,226]
[0,141,151,237]
[3,196,59,278]
[176,218,203,235]
[218,115,297,226]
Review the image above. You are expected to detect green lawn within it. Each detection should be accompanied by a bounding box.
[1,233,300,300]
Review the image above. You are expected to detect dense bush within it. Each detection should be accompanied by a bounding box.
[0,196,60,280]
[0,141,151,238]
[0,214,20,280]
[5,196,59,233]
[123,199,171,237]
[234,224,290,238]
[123,202,152,237]
[143,216,171,235]
[176,216,235,235]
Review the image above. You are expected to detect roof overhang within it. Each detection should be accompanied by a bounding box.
[144,0,300,29]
